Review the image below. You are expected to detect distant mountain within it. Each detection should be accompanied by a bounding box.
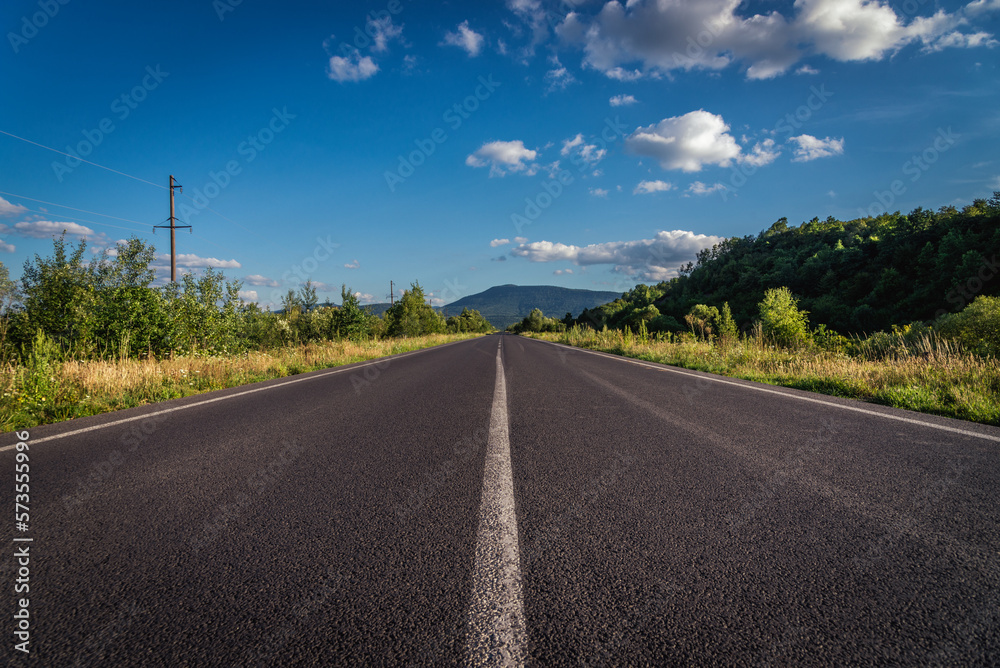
[442,284,623,329]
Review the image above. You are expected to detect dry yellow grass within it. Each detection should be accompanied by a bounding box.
[527,328,1000,425]
[1,334,482,431]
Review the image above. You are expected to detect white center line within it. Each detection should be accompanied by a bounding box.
[466,337,526,667]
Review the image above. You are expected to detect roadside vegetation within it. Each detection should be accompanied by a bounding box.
[0,235,492,430]
[514,195,1000,426]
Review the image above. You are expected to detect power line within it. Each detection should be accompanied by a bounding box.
[0,190,153,227]
[0,129,166,189]
[1,129,263,243]
[16,207,152,235]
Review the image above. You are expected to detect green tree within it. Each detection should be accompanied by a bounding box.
[685,304,719,339]
[758,287,811,348]
[335,285,376,340]
[91,238,169,357]
[384,282,445,337]
[18,233,96,354]
[717,302,738,342]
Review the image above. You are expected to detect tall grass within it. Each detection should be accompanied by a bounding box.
[528,326,1000,426]
[0,333,484,431]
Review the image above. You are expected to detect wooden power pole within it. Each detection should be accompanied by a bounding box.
[390,280,394,306]
[154,175,191,281]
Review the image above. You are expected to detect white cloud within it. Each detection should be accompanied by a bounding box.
[590,188,609,197]
[443,20,485,57]
[626,111,741,172]
[558,0,996,81]
[3,220,105,241]
[795,64,820,75]
[739,138,781,167]
[328,49,379,82]
[0,197,27,217]
[544,65,577,92]
[686,181,727,196]
[989,175,1000,189]
[238,290,259,302]
[634,180,674,194]
[790,134,845,162]
[244,274,279,287]
[609,94,638,106]
[554,269,574,275]
[514,236,528,243]
[560,133,606,164]
[966,0,1000,16]
[160,253,241,269]
[368,16,403,53]
[354,291,376,303]
[466,140,538,176]
[490,238,510,247]
[0,241,14,253]
[512,229,724,282]
[344,259,361,269]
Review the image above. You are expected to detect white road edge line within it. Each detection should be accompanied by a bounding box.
[0,340,471,453]
[537,338,1000,444]
[466,336,527,667]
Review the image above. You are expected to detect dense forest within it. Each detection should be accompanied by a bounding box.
[572,194,1000,338]
[0,235,493,363]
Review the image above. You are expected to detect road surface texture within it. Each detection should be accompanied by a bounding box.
[2,334,998,666]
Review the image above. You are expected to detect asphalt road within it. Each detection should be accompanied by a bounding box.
[2,334,999,666]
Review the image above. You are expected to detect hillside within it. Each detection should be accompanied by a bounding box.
[575,195,1000,335]
[443,284,622,329]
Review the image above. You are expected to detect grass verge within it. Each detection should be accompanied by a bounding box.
[524,329,1000,427]
[0,333,485,431]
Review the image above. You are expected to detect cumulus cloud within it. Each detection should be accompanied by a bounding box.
[344,259,361,269]
[354,291,376,303]
[609,94,638,106]
[491,238,510,247]
[0,241,14,253]
[544,56,578,91]
[557,0,996,81]
[634,180,674,194]
[790,134,845,161]
[443,20,485,56]
[511,229,724,281]
[466,140,538,176]
[328,49,378,82]
[626,111,741,172]
[238,290,259,302]
[590,188,609,197]
[514,236,528,243]
[560,133,607,164]
[159,253,241,269]
[0,197,27,217]
[1,219,108,242]
[368,16,404,53]
[686,181,727,196]
[739,138,781,167]
[244,274,279,287]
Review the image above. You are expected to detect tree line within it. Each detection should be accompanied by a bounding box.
[560,194,999,347]
[0,235,493,362]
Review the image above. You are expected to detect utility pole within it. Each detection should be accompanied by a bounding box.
[390,280,394,306]
[154,175,191,282]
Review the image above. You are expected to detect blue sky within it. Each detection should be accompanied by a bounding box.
[1,0,998,307]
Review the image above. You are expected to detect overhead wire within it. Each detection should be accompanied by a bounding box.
[1,129,265,251]
[0,129,167,189]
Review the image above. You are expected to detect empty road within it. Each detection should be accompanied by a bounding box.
[2,334,999,665]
